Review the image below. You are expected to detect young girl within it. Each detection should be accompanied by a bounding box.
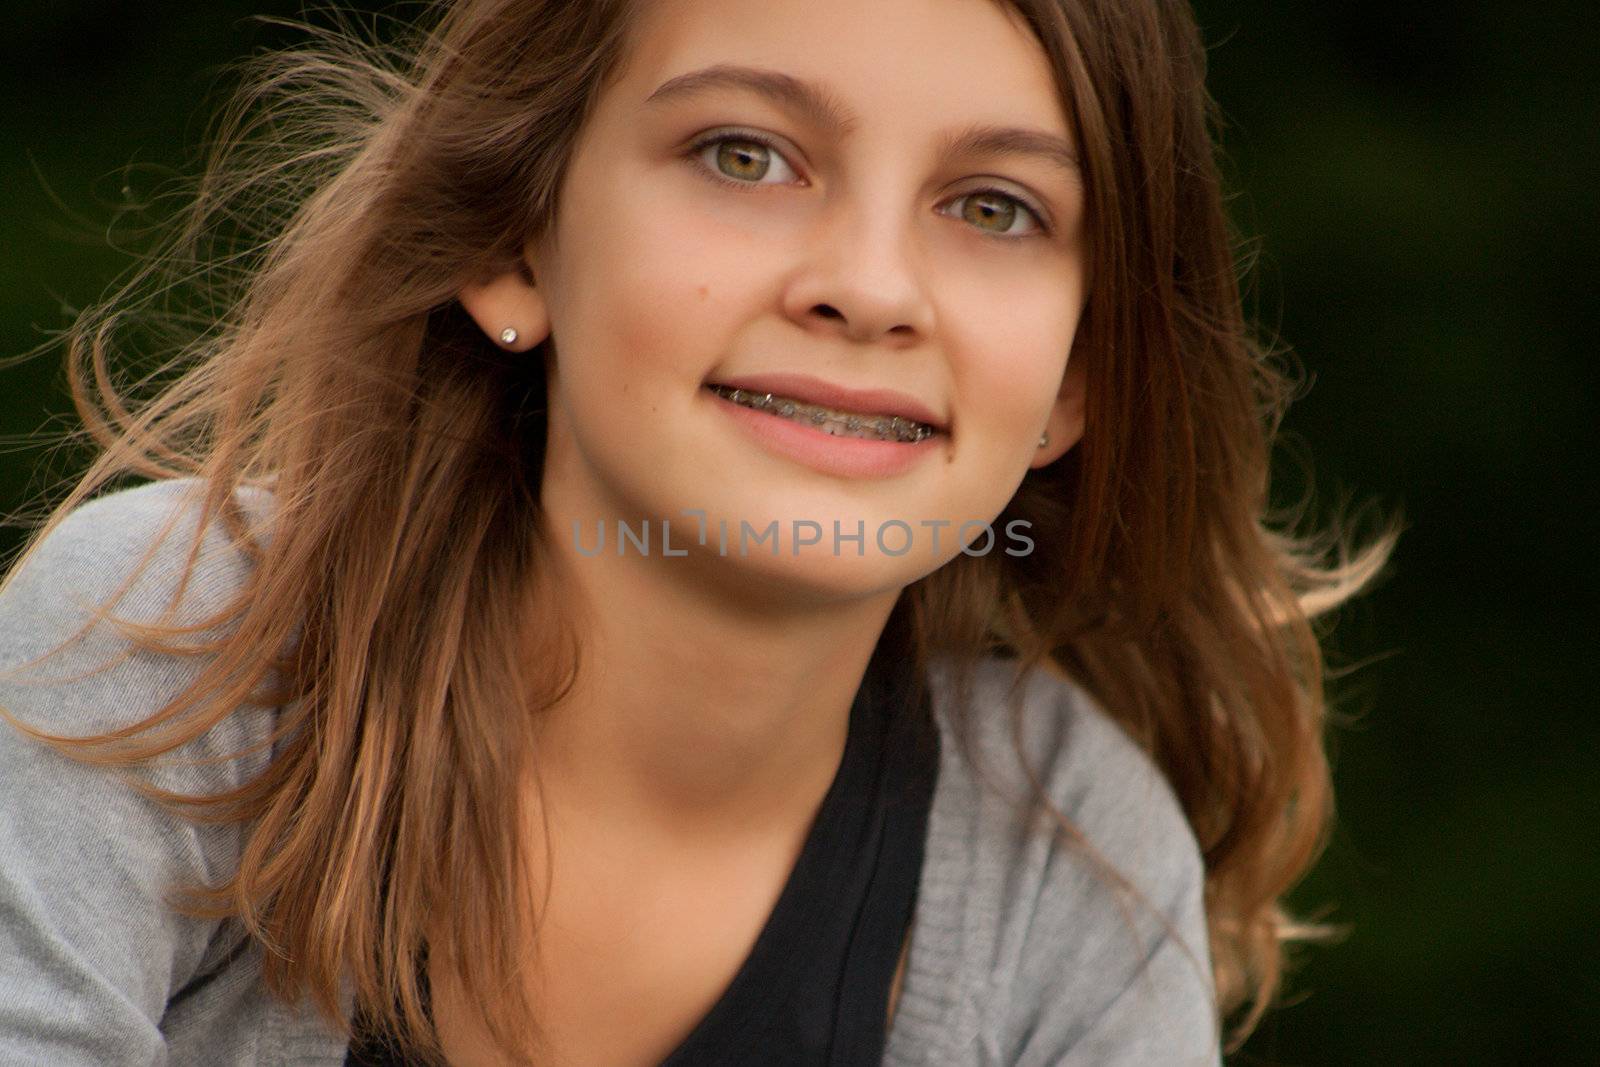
[0,0,1396,1064]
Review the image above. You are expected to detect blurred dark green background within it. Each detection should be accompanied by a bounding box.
[2,4,1594,1063]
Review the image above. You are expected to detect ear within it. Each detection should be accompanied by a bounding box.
[457,246,551,352]
[1029,355,1087,469]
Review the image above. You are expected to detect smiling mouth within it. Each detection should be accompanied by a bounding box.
[704,384,940,443]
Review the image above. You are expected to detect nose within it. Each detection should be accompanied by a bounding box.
[781,196,936,347]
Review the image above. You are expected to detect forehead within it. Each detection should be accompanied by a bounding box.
[615,0,1068,137]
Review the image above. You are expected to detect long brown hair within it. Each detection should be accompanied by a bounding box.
[0,0,1398,1059]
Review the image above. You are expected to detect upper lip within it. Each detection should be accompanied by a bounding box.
[705,372,948,431]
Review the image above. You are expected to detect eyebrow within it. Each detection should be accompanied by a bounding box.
[642,63,1080,179]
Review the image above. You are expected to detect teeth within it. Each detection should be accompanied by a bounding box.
[708,384,937,442]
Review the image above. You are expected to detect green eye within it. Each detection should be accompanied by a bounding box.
[691,132,800,186]
[715,139,771,181]
[955,190,1043,238]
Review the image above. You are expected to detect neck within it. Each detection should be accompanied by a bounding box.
[524,506,901,850]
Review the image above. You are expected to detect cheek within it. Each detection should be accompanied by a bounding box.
[559,169,767,382]
[948,271,1082,418]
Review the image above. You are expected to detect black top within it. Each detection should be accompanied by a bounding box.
[346,651,941,1065]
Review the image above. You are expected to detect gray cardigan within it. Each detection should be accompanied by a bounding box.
[0,478,1221,1065]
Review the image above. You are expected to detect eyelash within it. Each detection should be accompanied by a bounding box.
[685,130,1053,241]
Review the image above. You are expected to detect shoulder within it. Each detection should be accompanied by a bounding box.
[1,476,274,624]
[910,654,1219,1063]
[927,653,1206,911]
[0,478,292,1059]
[0,475,279,780]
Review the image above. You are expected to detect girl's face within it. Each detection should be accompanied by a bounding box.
[477,0,1087,602]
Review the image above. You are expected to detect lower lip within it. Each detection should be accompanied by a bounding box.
[705,386,943,479]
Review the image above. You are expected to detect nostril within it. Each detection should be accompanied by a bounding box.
[814,304,844,320]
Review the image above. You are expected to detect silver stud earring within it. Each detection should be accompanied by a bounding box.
[499,327,518,345]
[1038,430,1050,448]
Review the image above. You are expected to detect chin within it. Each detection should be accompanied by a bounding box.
[693,546,931,609]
